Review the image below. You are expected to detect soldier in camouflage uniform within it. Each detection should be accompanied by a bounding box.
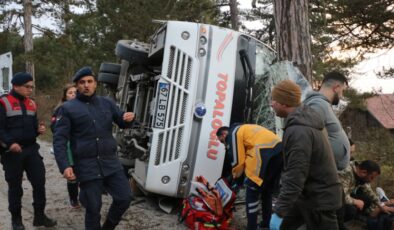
[338,160,393,221]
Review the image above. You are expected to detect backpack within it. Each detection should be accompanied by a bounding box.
[179,177,235,230]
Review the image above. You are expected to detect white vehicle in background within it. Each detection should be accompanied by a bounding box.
[0,52,13,95]
[98,21,310,198]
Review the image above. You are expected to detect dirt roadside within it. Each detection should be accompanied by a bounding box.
[0,140,247,229]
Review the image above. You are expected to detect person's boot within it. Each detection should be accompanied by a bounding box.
[11,216,25,230]
[33,212,57,227]
[69,198,81,209]
[102,219,117,230]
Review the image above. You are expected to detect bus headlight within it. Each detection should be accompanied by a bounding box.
[200,36,207,45]
[199,48,206,57]
[181,31,190,40]
[161,176,170,184]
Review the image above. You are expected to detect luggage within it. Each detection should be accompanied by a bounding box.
[180,176,236,229]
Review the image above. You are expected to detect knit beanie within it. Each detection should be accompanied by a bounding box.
[73,66,95,82]
[11,72,33,86]
[272,80,301,107]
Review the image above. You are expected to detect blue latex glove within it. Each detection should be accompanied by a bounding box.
[270,213,283,230]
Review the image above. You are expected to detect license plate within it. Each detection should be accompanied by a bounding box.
[154,82,170,129]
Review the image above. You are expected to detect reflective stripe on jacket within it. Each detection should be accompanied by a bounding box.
[227,124,282,186]
[0,92,38,147]
[0,94,36,117]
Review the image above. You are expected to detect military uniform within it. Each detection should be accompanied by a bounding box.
[0,91,49,228]
[338,161,380,216]
[53,92,133,230]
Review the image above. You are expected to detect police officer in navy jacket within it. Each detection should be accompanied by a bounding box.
[53,67,135,230]
[0,72,57,230]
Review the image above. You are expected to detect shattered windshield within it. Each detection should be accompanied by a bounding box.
[252,43,277,131]
[252,43,312,134]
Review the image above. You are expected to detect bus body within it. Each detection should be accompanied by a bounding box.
[98,21,310,198]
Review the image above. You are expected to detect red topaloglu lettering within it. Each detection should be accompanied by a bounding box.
[207,73,228,160]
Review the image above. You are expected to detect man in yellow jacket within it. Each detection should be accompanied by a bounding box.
[217,124,283,229]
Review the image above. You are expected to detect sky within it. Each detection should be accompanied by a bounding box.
[349,49,394,94]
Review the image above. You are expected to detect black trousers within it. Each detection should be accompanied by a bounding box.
[67,180,79,202]
[245,150,283,230]
[245,179,276,230]
[281,201,339,230]
[79,170,133,230]
[0,143,46,216]
[337,190,347,230]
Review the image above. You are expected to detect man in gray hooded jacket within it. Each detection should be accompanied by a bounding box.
[303,71,350,171]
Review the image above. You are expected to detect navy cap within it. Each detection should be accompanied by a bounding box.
[11,72,33,86]
[73,66,95,82]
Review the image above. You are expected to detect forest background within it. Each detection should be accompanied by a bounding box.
[0,0,393,196]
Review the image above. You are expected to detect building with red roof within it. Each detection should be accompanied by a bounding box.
[366,94,394,132]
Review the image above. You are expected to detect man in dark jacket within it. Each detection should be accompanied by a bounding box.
[269,80,342,230]
[0,72,56,230]
[53,67,134,230]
